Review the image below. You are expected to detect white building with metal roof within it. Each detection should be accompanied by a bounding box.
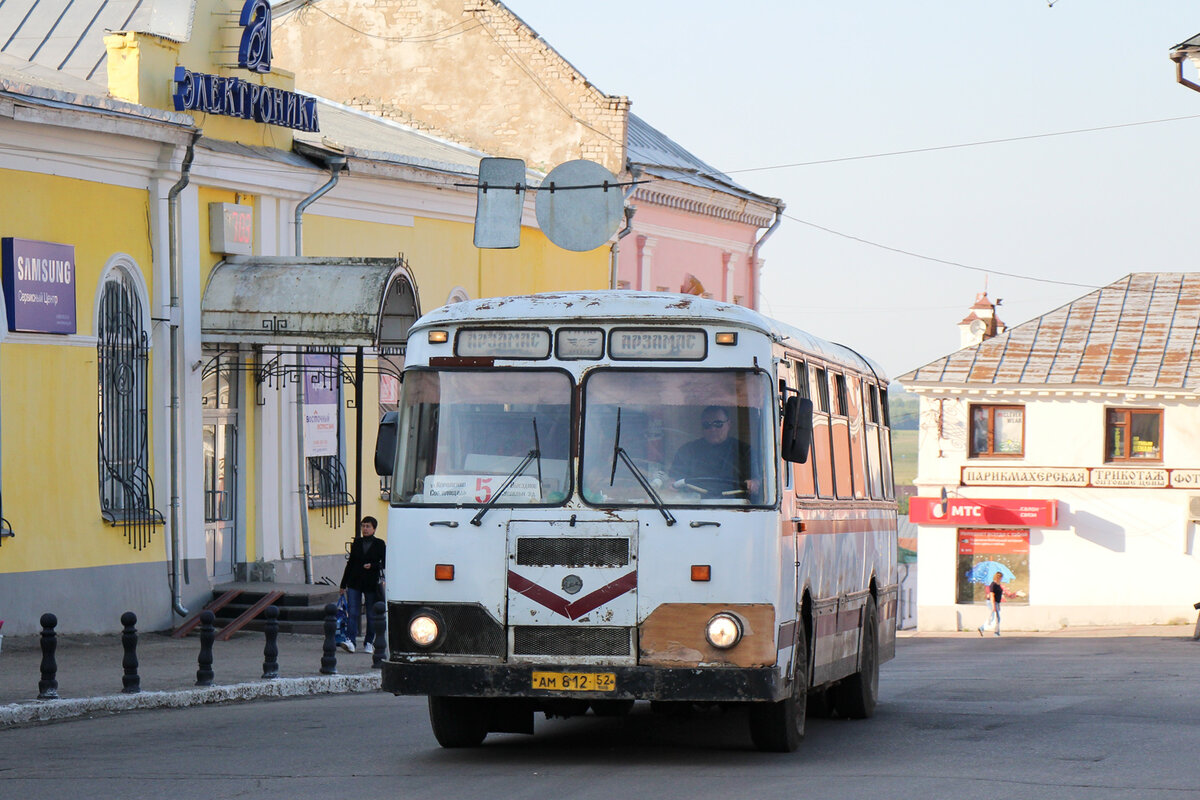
[898,274,1200,630]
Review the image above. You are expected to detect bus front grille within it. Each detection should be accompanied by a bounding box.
[515,537,630,567]
[512,626,632,657]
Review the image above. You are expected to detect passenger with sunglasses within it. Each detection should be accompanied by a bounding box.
[669,405,760,499]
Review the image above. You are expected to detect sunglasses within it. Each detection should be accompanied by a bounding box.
[701,419,728,429]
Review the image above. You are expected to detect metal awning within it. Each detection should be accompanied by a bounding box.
[201,256,421,347]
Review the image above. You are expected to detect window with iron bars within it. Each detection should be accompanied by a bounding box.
[303,350,353,527]
[97,270,161,549]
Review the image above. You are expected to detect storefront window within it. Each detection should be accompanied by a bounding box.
[1105,408,1162,462]
[955,529,1029,606]
[969,405,1024,457]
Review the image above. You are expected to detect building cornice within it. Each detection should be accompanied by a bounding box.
[632,176,776,228]
[902,383,1199,402]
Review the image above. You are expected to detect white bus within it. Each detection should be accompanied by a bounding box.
[375,292,898,751]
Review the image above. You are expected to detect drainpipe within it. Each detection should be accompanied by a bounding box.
[167,131,201,617]
[292,155,346,584]
[749,200,785,310]
[609,163,641,289]
[1171,51,1200,95]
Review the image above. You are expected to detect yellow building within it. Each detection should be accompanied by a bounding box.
[0,0,608,633]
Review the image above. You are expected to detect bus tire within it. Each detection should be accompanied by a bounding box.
[748,621,807,752]
[428,696,488,748]
[831,596,879,720]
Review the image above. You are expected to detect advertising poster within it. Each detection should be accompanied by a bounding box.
[302,353,339,457]
[956,529,1029,605]
[1,238,77,334]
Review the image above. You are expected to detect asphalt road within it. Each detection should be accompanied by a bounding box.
[3,632,1198,800]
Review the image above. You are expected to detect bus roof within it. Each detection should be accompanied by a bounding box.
[413,292,889,383]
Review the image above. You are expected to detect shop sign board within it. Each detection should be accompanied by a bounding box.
[1089,468,1168,489]
[909,497,1057,527]
[1,237,76,334]
[209,203,254,255]
[1170,470,1200,488]
[171,0,319,132]
[961,466,1088,486]
[963,465,1181,488]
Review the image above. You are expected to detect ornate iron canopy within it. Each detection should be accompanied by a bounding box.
[201,256,420,347]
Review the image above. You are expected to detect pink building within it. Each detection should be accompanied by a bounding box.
[620,115,783,309]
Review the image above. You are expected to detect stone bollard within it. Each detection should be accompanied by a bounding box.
[262,605,280,679]
[120,611,140,694]
[320,602,338,675]
[196,610,215,687]
[371,601,387,669]
[37,612,59,700]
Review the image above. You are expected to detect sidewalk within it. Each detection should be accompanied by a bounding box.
[897,623,1196,638]
[0,628,381,728]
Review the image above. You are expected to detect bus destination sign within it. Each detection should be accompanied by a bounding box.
[455,328,551,359]
[609,328,706,360]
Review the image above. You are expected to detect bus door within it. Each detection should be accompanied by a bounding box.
[505,519,639,664]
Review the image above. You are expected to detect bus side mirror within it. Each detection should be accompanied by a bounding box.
[782,396,813,463]
[375,411,398,476]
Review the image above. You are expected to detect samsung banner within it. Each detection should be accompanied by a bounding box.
[1,238,77,334]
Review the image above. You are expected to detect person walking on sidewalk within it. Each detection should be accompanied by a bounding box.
[339,516,386,654]
[978,571,1004,637]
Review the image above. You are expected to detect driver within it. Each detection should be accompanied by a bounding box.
[669,405,760,497]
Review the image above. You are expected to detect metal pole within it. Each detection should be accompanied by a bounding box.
[355,347,364,530]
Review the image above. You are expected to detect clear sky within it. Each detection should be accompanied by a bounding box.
[501,1,1200,380]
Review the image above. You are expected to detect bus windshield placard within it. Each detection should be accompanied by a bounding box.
[610,328,706,360]
[456,328,551,359]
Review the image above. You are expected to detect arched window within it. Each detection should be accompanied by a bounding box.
[97,266,160,549]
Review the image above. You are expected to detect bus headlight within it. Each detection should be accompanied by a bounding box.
[705,613,743,649]
[408,610,444,648]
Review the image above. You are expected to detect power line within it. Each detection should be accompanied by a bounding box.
[273,4,482,44]
[723,114,1200,175]
[782,212,1101,290]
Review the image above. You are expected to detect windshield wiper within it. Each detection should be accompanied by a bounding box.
[470,418,541,527]
[609,408,675,526]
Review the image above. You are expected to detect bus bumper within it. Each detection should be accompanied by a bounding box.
[381,660,788,703]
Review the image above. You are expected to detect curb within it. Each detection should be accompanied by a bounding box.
[0,672,382,728]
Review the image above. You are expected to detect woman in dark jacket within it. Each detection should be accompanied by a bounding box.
[339,516,386,654]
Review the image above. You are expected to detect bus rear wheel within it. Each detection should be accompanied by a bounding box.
[428,696,488,748]
[829,596,879,719]
[748,621,808,752]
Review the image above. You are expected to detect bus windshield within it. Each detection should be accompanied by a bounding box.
[393,369,572,506]
[581,369,777,507]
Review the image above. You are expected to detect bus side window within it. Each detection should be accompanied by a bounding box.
[846,374,868,500]
[863,381,885,499]
[879,388,896,500]
[830,372,854,499]
[791,359,816,497]
[811,365,835,498]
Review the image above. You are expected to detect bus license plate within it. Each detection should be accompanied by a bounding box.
[531,671,616,692]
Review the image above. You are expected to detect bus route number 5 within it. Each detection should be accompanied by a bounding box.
[475,477,493,503]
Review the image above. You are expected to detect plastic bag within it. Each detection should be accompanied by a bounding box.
[335,594,350,643]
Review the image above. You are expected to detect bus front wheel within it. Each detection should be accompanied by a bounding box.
[748,620,808,752]
[428,696,487,748]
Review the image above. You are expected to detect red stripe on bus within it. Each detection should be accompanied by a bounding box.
[507,570,638,621]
